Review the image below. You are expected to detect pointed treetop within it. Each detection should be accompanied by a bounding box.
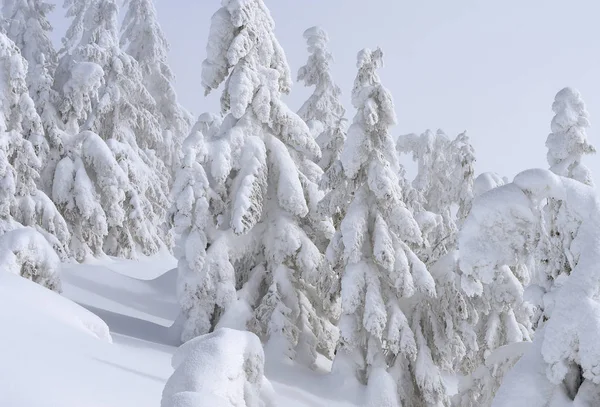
[546,87,595,185]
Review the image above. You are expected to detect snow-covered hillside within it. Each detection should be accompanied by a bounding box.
[0,255,360,407]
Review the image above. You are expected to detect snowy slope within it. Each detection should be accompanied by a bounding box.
[0,255,363,407]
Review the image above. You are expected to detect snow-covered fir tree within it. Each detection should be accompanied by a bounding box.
[52,0,171,260]
[397,129,475,259]
[455,89,596,406]
[198,0,337,366]
[533,88,596,321]
[1,0,64,193]
[171,113,239,343]
[297,26,347,175]
[120,0,191,174]
[325,47,446,407]
[546,87,595,186]
[394,128,483,406]
[0,30,70,259]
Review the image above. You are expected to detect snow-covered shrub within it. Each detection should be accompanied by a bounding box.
[199,0,337,365]
[161,328,276,407]
[0,227,61,292]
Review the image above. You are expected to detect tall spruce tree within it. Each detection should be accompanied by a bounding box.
[327,48,445,407]
[1,0,64,194]
[195,0,337,366]
[0,30,70,259]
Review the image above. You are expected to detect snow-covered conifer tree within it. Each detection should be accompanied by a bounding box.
[171,113,239,343]
[199,0,337,366]
[297,26,347,174]
[121,0,191,174]
[456,89,595,406]
[327,48,443,406]
[396,129,480,390]
[397,129,475,252]
[1,0,64,193]
[53,0,171,259]
[0,31,70,258]
[534,88,596,313]
[546,87,595,186]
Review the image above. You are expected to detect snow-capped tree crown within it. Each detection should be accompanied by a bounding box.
[546,87,595,186]
[120,0,190,172]
[202,0,292,112]
[2,0,58,108]
[297,26,346,172]
[120,0,170,71]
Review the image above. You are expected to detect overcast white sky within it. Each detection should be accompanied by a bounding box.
[50,0,600,181]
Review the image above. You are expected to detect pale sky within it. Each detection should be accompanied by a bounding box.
[49,0,600,181]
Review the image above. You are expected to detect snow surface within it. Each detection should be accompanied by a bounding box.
[0,252,361,407]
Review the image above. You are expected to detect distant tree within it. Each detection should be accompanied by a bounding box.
[546,87,595,186]
[121,0,192,174]
[535,88,596,310]
[397,129,475,259]
[297,26,347,175]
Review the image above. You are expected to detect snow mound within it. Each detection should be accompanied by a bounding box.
[162,328,276,407]
[0,272,111,342]
[473,172,506,197]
